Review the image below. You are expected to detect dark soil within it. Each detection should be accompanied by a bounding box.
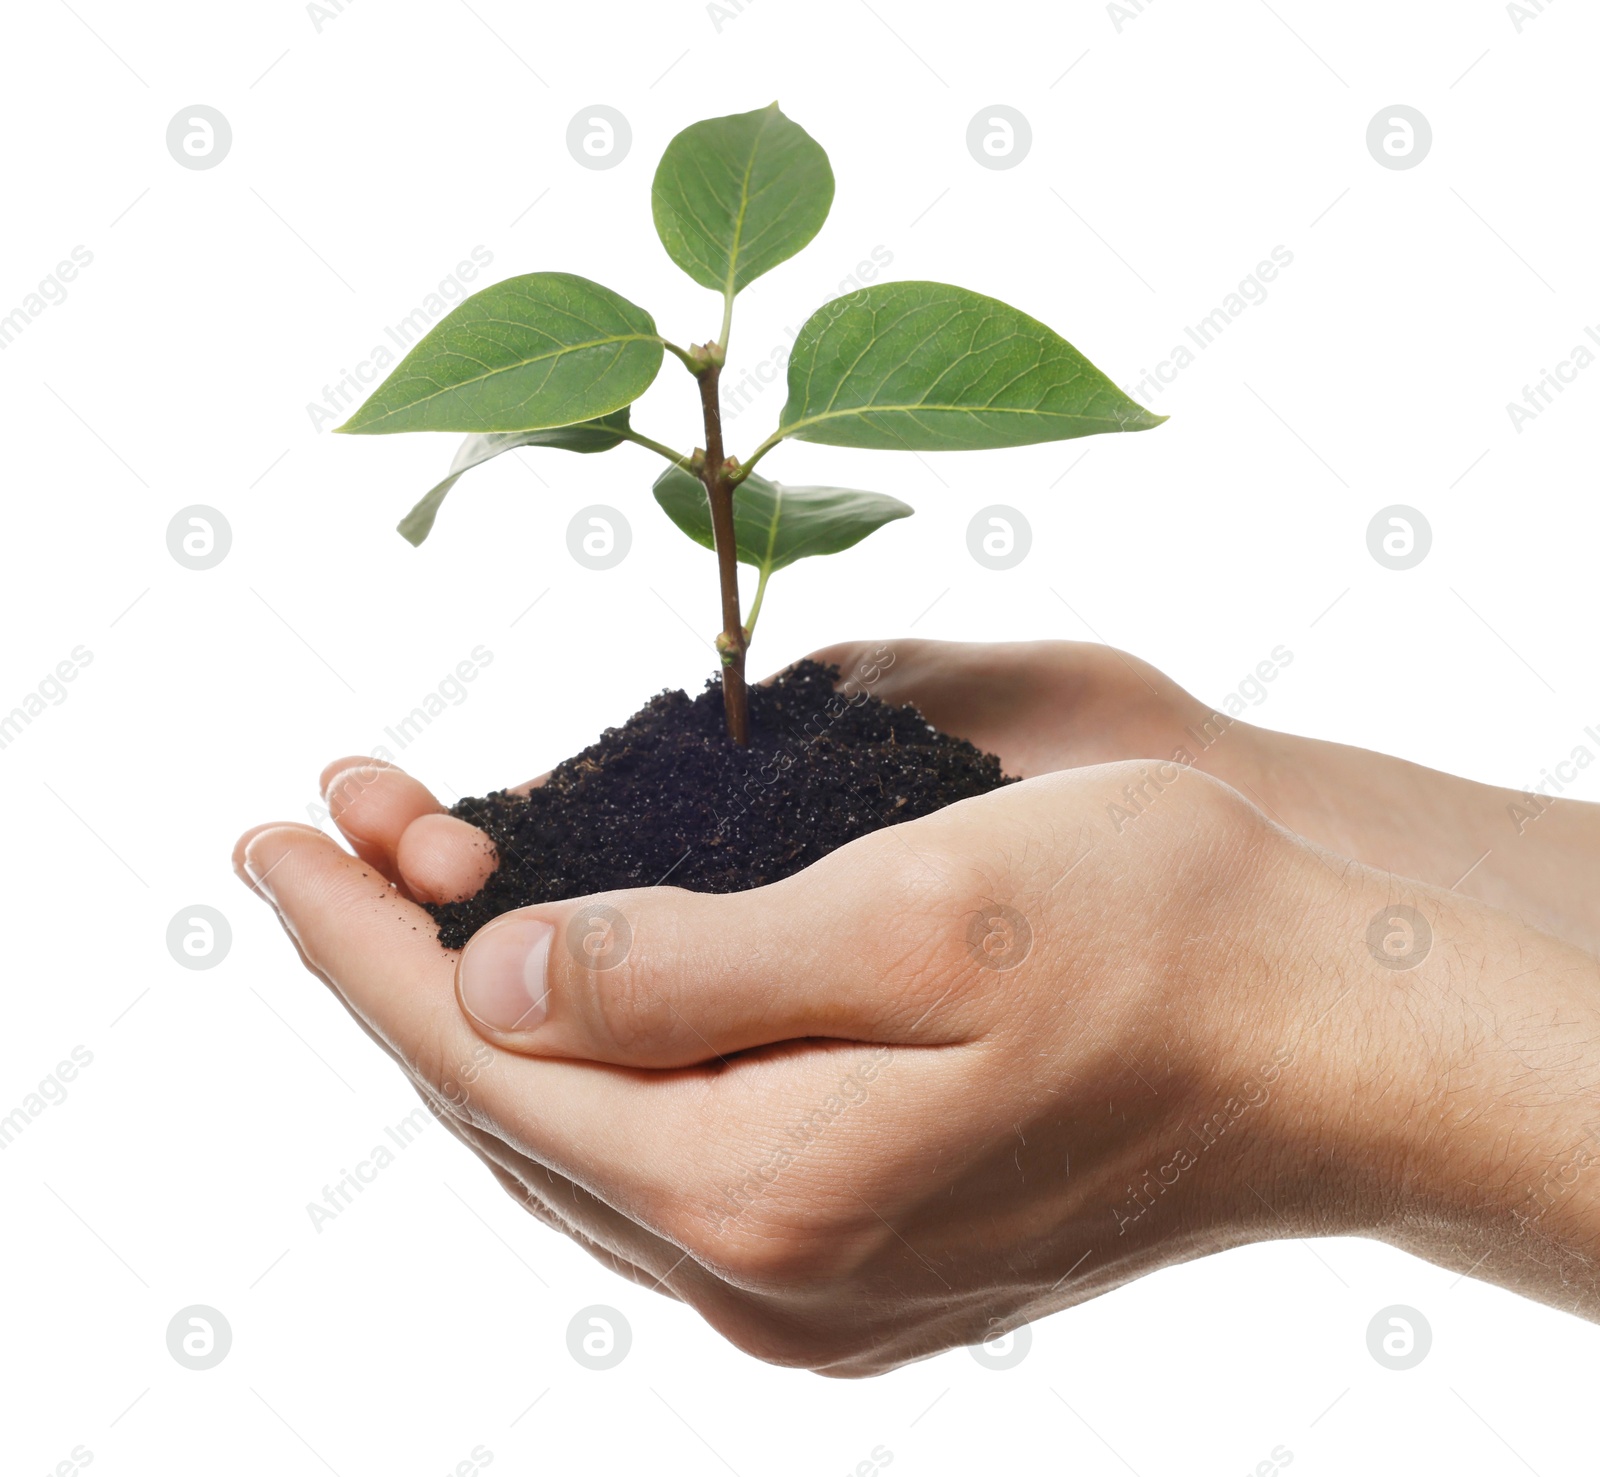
[427,660,1015,949]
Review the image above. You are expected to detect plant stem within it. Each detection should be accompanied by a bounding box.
[742,481,783,643]
[697,363,750,746]
[660,338,700,372]
[615,428,694,469]
[743,564,772,643]
[731,426,786,485]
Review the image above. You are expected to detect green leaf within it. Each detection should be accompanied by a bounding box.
[652,465,911,574]
[777,281,1166,451]
[651,103,834,299]
[398,410,631,546]
[339,273,663,435]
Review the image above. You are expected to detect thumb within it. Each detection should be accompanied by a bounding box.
[452,844,974,1067]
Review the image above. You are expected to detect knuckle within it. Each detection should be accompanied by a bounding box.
[410,1033,455,1102]
[805,829,1009,1039]
[584,954,679,1055]
[704,1222,840,1291]
[1131,762,1269,875]
[409,1036,493,1132]
[558,896,687,1057]
[644,1169,907,1373]
[690,1172,891,1295]
[890,926,973,1020]
[658,1186,847,1294]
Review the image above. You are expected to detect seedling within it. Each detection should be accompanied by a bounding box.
[338,103,1164,745]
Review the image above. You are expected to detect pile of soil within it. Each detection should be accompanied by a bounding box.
[427,660,1014,949]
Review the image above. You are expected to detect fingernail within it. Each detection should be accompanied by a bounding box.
[458,916,553,1035]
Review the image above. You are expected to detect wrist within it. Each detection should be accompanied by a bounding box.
[1235,840,1600,1310]
[1088,779,1374,1249]
[1173,812,1394,1243]
[1215,722,1600,956]
[1377,892,1600,1304]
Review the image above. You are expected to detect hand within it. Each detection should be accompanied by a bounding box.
[809,638,1600,956]
[238,745,1600,1373]
[317,636,1600,954]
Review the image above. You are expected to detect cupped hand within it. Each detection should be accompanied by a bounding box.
[239,748,1379,1374]
[809,639,1600,955]
[317,637,1600,955]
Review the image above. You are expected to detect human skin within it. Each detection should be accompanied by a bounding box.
[234,642,1600,1374]
[805,639,1600,959]
[372,638,1600,956]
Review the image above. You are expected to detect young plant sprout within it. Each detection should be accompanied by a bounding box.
[338,102,1165,745]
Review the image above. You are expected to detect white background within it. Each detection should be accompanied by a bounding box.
[3,0,1598,1473]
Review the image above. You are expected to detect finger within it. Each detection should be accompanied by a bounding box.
[789,639,1046,768]
[232,821,328,902]
[318,753,395,796]
[234,824,719,1217]
[325,762,445,882]
[237,822,465,1065]
[401,1070,693,1302]
[453,826,978,1067]
[398,812,499,903]
[802,638,1029,729]
[788,639,928,700]
[427,1093,695,1302]
[234,825,991,1340]
[232,824,696,1295]
[801,638,1188,777]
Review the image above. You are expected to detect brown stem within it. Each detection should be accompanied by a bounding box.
[697,362,749,746]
